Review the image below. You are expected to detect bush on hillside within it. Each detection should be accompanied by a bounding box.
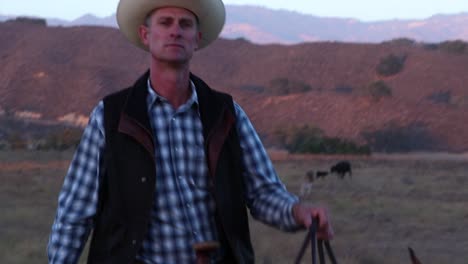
[334,84,354,94]
[385,38,416,46]
[275,125,371,155]
[427,90,452,105]
[423,43,439,50]
[0,117,82,150]
[7,134,27,150]
[361,122,441,152]
[439,40,467,54]
[376,53,407,76]
[368,80,392,100]
[268,78,313,96]
[423,40,468,54]
[7,17,47,26]
[40,128,82,150]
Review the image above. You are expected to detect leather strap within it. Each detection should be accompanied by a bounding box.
[294,218,338,264]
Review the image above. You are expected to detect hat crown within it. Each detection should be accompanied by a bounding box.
[116,0,226,51]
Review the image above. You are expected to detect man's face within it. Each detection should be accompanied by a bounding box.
[139,7,201,65]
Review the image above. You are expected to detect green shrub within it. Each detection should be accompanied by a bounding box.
[376,54,407,76]
[368,80,392,100]
[439,40,467,54]
[276,125,371,155]
[40,128,82,150]
[0,117,82,150]
[7,134,27,150]
[334,84,354,94]
[423,43,439,50]
[8,17,47,26]
[269,78,312,96]
[427,90,452,105]
[361,122,441,152]
[384,38,416,46]
[424,40,468,54]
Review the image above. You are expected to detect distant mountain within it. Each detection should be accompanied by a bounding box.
[223,6,468,44]
[2,5,468,44]
[0,15,11,21]
[67,14,117,27]
[1,21,468,152]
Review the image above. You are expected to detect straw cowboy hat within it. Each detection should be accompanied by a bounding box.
[116,0,226,51]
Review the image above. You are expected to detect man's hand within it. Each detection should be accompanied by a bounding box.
[292,203,334,240]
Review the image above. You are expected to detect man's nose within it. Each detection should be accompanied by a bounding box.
[169,24,183,36]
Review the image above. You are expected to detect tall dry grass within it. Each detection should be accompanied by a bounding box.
[252,154,468,263]
[0,150,467,263]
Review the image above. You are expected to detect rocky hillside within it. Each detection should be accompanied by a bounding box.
[1,20,467,152]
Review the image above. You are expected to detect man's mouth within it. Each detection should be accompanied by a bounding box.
[166,43,184,48]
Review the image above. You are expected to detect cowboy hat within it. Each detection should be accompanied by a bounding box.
[116,0,226,51]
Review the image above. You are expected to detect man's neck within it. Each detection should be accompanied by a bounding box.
[149,62,192,109]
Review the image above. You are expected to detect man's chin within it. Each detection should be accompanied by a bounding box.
[152,53,191,64]
[162,58,191,66]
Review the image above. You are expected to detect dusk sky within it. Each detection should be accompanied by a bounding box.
[2,0,468,21]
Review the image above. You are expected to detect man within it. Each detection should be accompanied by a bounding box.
[47,0,333,263]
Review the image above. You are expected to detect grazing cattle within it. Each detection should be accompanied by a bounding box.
[330,160,352,179]
[306,170,315,182]
[408,247,422,264]
[300,170,315,196]
[299,182,313,197]
[316,170,329,179]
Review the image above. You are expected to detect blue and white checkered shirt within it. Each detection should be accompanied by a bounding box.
[48,80,299,264]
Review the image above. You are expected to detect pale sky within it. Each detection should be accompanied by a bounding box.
[1,0,468,21]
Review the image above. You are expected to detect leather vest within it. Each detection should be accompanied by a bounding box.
[87,71,254,263]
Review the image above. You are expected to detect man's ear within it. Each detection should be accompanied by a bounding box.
[195,31,202,50]
[138,24,150,47]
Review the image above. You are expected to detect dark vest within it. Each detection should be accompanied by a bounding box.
[87,71,254,264]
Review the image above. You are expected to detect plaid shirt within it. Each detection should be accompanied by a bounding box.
[48,80,299,264]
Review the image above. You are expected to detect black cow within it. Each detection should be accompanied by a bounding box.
[316,170,329,179]
[330,161,352,179]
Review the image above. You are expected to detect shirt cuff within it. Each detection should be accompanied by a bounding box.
[284,198,303,232]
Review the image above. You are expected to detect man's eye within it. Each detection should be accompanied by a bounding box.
[159,20,171,26]
[180,21,193,28]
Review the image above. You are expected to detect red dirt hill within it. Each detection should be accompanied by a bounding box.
[1,21,467,152]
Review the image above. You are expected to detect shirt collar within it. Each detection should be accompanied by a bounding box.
[146,78,199,111]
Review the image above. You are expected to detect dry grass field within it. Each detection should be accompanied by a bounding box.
[1,150,467,263]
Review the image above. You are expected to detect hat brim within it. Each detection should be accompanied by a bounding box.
[117,0,225,51]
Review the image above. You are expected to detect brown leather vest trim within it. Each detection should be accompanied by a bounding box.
[207,108,235,177]
[118,112,155,158]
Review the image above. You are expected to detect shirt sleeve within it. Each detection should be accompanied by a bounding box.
[47,101,105,264]
[233,102,301,231]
